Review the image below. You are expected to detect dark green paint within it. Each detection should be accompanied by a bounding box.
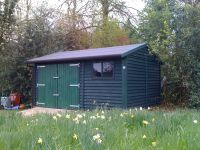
[36,66,46,106]
[36,63,79,108]
[35,44,161,109]
[122,58,127,108]
[45,64,58,108]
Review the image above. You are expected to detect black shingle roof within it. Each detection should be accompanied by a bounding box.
[27,43,146,63]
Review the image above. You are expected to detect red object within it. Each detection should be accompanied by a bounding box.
[10,93,22,106]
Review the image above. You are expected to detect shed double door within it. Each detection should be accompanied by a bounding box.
[36,63,79,108]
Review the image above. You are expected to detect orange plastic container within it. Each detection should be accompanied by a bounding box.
[10,93,22,106]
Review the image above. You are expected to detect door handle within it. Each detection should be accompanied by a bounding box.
[69,84,80,88]
[53,77,59,79]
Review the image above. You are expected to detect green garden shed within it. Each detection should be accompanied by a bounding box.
[27,43,161,109]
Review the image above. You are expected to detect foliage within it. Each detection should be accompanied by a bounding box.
[92,19,129,47]
[0,109,200,149]
[138,0,200,106]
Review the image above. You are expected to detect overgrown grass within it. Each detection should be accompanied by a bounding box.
[0,108,200,149]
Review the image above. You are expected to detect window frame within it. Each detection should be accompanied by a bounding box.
[92,61,114,79]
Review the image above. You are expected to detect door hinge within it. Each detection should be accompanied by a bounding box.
[37,102,45,105]
[37,65,46,68]
[53,76,59,79]
[37,83,45,87]
[69,63,80,67]
[69,84,80,88]
[53,93,59,97]
[70,105,80,108]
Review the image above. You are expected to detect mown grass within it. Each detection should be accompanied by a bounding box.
[0,108,200,150]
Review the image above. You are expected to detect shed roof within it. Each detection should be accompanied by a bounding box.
[27,43,146,63]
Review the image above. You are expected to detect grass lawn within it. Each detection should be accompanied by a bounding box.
[0,108,200,150]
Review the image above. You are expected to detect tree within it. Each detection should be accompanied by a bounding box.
[92,19,129,47]
[138,0,200,106]
[0,0,18,95]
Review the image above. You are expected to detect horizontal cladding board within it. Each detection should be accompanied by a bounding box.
[127,79,146,82]
[127,67,146,70]
[127,96,146,100]
[127,62,146,67]
[128,74,145,77]
[84,100,122,104]
[84,90,121,94]
[127,68,146,71]
[84,95,122,99]
[127,88,160,94]
[127,58,146,63]
[83,104,122,108]
[83,77,122,80]
[127,75,146,78]
[127,84,146,87]
[82,87,121,91]
[83,84,121,88]
[83,93,121,97]
[84,80,121,83]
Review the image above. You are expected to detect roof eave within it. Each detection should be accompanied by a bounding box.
[26,54,121,64]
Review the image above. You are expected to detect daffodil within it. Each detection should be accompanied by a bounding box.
[93,133,100,140]
[77,114,83,119]
[193,120,198,124]
[96,113,100,118]
[53,116,57,120]
[142,120,149,125]
[37,138,43,144]
[131,115,134,118]
[95,128,99,130]
[101,115,105,119]
[152,141,156,146]
[140,107,143,110]
[90,116,96,119]
[142,135,147,139]
[152,118,155,122]
[120,113,124,117]
[73,134,78,140]
[97,139,102,144]
[66,114,70,119]
[101,111,104,114]
[93,133,102,144]
[73,117,79,124]
[83,120,86,124]
[56,113,62,118]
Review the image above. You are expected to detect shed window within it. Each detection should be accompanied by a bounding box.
[93,62,113,78]
[93,63,102,77]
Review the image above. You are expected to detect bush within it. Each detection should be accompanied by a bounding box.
[188,91,200,109]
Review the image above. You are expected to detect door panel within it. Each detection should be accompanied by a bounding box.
[36,65,46,106]
[57,64,69,108]
[37,63,79,109]
[45,64,58,108]
[68,64,79,108]
[57,63,79,108]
